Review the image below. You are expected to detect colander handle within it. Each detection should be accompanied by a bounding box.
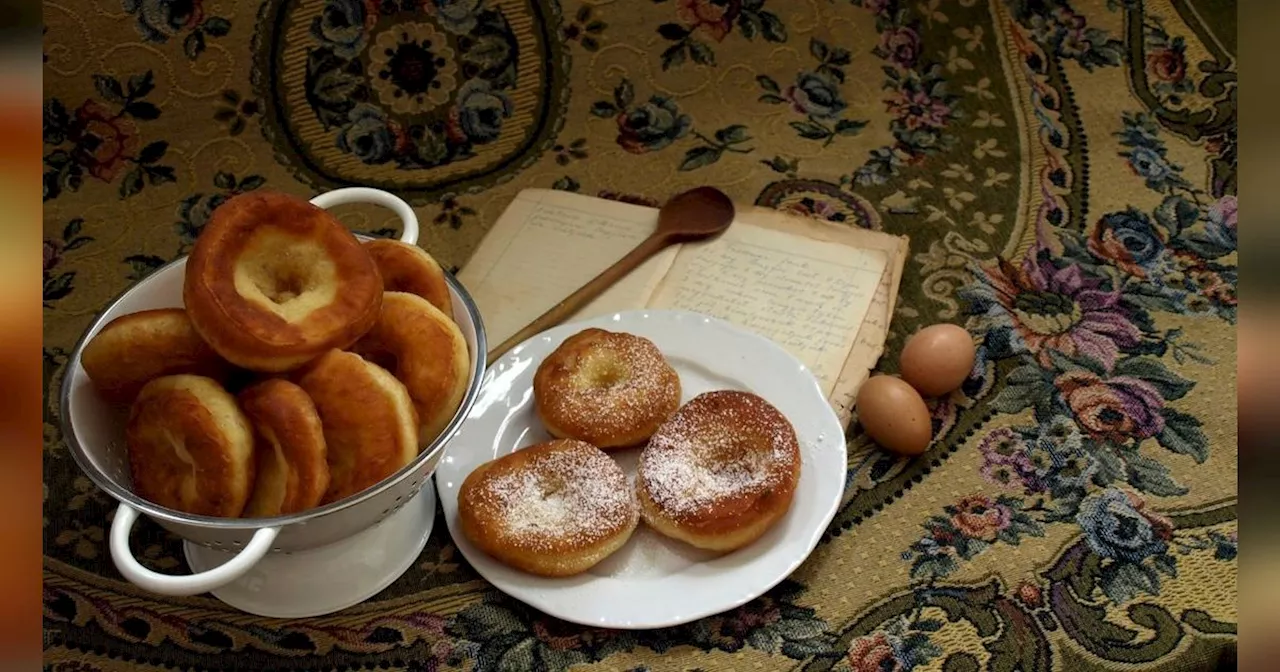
[309,187,420,246]
[110,504,281,596]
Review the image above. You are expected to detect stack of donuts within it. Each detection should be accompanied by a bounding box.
[457,328,802,577]
[81,191,470,519]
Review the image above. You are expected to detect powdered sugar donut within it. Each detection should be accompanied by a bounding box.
[636,390,801,552]
[457,439,639,577]
[533,328,680,449]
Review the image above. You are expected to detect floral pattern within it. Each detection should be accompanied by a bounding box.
[447,580,835,671]
[843,616,941,672]
[757,39,868,146]
[43,71,175,200]
[850,1,963,186]
[44,219,93,307]
[903,67,1233,614]
[1143,17,1194,107]
[212,89,260,136]
[43,0,1236,670]
[300,0,521,170]
[655,0,786,69]
[561,5,608,51]
[1007,0,1125,70]
[122,0,231,60]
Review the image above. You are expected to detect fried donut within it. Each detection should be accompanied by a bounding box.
[636,390,801,552]
[183,190,383,372]
[364,239,453,320]
[458,439,639,577]
[533,329,681,449]
[81,308,232,403]
[238,379,330,517]
[125,375,255,518]
[350,292,469,447]
[296,350,418,504]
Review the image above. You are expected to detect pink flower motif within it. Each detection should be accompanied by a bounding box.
[1054,371,1165,442]
[950,495,1013,541]
[846,632,905,672]
[676,0,742,42]
[976,256,1141,370]
[1016,581,1043,608]
[879,26,921,68]
[1210,195,1237,232]
[885,89,952,129]
[71,99,141,181]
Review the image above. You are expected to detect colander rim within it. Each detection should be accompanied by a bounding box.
[58,242,489,530]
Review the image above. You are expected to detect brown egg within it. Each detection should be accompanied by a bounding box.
[855,375,933,456]
[899,323,977,398]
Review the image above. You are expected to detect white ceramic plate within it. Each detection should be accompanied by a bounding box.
[436,309,847,629]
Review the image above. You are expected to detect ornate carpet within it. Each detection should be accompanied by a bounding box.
[42,0,1237,670]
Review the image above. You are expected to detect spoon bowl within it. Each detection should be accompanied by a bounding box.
[654,186,735,242]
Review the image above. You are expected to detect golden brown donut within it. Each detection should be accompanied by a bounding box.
[81,308,232,403]
[350,292,469,447]
[458,439,639,577]
[238,379,330,517]
[533,328,680,449]
[363,239,453,320]
[125,375,255,518]
[182,190,383,372]
[636,390,801,552]
[295,350,418,504]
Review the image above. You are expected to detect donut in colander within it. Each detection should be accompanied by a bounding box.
[182,191,383,373]
[125,374,255,518]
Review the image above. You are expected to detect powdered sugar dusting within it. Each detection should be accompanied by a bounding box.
[639,391,799,520]
[536,329,679,439]
[469,441,638,551]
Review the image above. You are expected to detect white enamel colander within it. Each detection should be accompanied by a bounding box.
[58,187,487,598]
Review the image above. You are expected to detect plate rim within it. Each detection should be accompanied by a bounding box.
[436,308,847,629]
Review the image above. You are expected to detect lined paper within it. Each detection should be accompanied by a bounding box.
[458,189,909,424]
[460,191,677,345]
[647,224,887,394]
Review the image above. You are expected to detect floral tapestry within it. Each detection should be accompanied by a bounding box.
[43,0,1236,670]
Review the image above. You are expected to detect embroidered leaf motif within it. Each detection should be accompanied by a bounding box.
[1156,409,1208,463]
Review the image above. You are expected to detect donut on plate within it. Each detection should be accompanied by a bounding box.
[458,439,639,577]
[81,308,232,403]
[636,390,801,552]
[296,350,418,505]
[533,328,680,449]
[125,375,255,518]
[182,190,383,372]
[350,292,469,448]
[238,379,330,517]
[363,239,454,320]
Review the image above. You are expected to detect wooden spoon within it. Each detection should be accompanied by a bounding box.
[486,186,735,362]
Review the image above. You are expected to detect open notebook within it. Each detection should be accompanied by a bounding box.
[458,189,909,425]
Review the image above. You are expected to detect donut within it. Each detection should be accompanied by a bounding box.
[296,350,419,504]
[363,239,453,320]
[350,292,469,447]
[182,190,383,372]
[636,390,801,552]
[238,379,330,517]
[533,328,681,449]
[81,308,232,403]
[125,375,255,518]
[457,439,639,577]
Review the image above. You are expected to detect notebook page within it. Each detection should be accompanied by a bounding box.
[727,206,909,424]
[458,189,678,346]
[646,222,888,395]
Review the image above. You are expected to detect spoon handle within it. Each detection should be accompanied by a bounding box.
[486,232,671,362]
